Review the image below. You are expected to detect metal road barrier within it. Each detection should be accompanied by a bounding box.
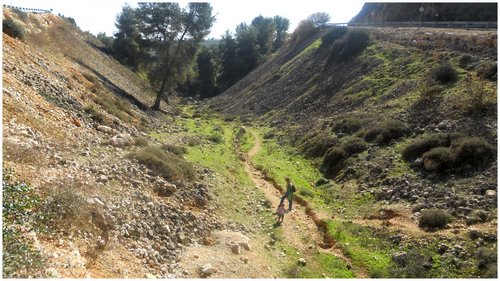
[323,21,497,31]
[3,4,52,14]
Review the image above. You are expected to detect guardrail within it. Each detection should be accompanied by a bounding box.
[349,21,497,30]
[3,4,52,14]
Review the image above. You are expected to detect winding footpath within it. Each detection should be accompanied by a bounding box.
[242,130,367,278]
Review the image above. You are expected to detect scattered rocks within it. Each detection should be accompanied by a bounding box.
[199,263,214,278]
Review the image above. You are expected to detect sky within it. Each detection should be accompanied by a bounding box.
[3,0,366,38]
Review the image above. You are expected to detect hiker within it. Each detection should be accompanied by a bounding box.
[276,203,286,224]
[279,177,296,212]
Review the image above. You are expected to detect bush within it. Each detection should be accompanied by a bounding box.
[321,147,348,177]
[421,147,455,171]
[300,131,337,158]
[461,80,495,114]
[451,137,495,169]
[364,120,408,145]
[2,169,47,278]
[321,26,348,48]
[430,62,458,84]
[39,186,89,230]
[129,146,195,181]
[333,117,362,135]
[402,133,463,161]
[84,106,109,125]
[184,136,201,146]
[290,20,317,44]
[476,247,497,278]
[337,29,370,62]
[3,18,25,40]
[417,83,443,104]
[340,136,368,155]
[459,54,476,69]
[207,134,224,144]
[418,208,451,229]
[476,62,497,81]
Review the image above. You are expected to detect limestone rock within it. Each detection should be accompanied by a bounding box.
[199,263,214,278]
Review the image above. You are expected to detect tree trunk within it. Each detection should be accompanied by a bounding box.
[152,74,169,110]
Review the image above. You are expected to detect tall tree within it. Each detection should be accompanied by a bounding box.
[235,23,259,79]
[217,31,239,92]
[308,12,331,27]
[113,4,142,70]
[137,2,215,110]
[195,46,218,98]
[251,15,276,56]
[273,15,290,51]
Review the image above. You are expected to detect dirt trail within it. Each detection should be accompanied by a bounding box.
[244,130,366,277]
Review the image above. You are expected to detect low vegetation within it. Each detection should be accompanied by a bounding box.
[363,119,408,145]
[418,208,451,229]
[403,134,495,173]
[129,145,195,181]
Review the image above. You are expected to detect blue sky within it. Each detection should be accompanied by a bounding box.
[5,0,366,38]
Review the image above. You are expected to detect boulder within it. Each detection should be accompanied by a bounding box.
[110,134,135,147]
[297,258,307,266]
[485,190,496,198]
[239,242,251,251]
[199,263,214,278]
[97,125,115,134]
[231,244,241,254]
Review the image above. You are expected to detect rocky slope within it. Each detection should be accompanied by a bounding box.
[2,8,242,278]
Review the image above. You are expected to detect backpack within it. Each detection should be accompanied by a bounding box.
[291,184,297,193]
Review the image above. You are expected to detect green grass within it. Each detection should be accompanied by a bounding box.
[251,128,321,192]
[325,220,394,278]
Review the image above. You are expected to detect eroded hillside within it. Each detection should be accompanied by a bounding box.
[210,25,498,277]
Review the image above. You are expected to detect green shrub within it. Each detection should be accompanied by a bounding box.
[402,133,463,161]
[417,83,443,104]
[328,28,370,64]
[207,134,224,144]
[364,120,408,145]
[337,29,370,62]
[321,26,348,48]
[263,131,275,139]
[3,18,25,40]
[2,169,47,278]
[300,131,337,158]
[340,136,368,155]
[430,62,458,84]
[476,247,497,278]
[451,137,495,169]
[461,80,495,114]
[422,147,455,171]
[129,146,195,181]
[476,62,497,81]
[459,54,476,69]
[321,147,348,177]
[333,117,362,134]
[418,209,451,229]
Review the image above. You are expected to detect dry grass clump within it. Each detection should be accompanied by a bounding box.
[418,208,451,229]
[129,145,195,181]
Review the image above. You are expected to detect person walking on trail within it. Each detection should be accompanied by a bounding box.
[279,177,296,212]
[276,203,287,224]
